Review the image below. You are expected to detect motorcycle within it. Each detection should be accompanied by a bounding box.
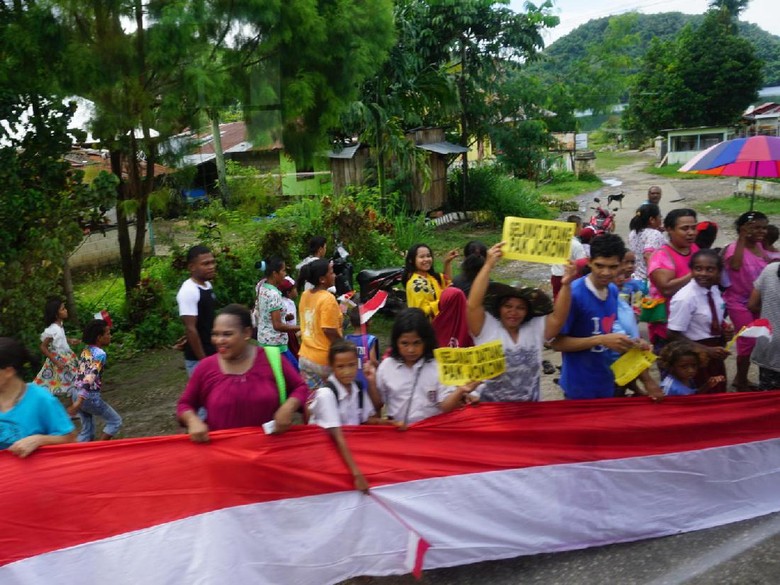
[328,242,406,317]
[581,197,618,239]
[355,267,407,318]
[331,242,354,297]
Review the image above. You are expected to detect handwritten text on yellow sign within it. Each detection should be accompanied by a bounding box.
[434,340,506,386]
[501,217,574,264]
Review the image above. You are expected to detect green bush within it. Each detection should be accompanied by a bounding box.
[449,165,552,224]
[225,160,279,216]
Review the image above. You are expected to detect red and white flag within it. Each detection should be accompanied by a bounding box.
[738,318,773,339]
[359,290,388,324]
[93,310,112,327]
[4,394,780,584]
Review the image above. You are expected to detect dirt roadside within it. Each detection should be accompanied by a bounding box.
[103,152,750,437]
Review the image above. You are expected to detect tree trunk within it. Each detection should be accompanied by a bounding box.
[110,150,139,295]
[62,256,78,323]
[459,37,468,209]
[209,109,229,205]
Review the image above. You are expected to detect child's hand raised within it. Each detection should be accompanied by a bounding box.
[486,242,505,265]
[443,248,460,265]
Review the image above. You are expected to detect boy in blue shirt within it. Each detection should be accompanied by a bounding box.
[551,234,662,400]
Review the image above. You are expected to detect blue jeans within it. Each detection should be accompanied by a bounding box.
[74,390,122,441]
[185,359,200,378]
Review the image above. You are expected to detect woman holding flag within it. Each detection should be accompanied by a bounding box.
[723,211,771,391]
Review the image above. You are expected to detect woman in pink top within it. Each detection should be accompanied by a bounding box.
[723,211,771,391]
[177,304,308,442]
[647,209,699,348]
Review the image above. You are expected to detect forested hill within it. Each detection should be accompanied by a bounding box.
[534,12,780,87]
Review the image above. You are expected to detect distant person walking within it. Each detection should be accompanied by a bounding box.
[628,204,666,281]
[33,297,79,397]
[177,245,217,377]
[644,186,662,207]
[723,211,771,391]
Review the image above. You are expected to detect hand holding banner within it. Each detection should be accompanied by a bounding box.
[501,217,574,264]
[434,340,506,386]
[611,348,657,386]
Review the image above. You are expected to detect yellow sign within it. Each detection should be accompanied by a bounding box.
[434,340,506,386]
[501,217,574,264]
[611,349,657,386]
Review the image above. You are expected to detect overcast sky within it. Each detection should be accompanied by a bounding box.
[510,0,780,45]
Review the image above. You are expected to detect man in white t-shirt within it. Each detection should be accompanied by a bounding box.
[551,215,587,300]
[176,245,217,377]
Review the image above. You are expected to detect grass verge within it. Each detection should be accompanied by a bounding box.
[594,150,646,173]
[694,195,780,217]
[644,163,722,180]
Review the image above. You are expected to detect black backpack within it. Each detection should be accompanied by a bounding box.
[323,380,365,409]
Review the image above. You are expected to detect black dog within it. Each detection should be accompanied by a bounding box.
[607,192,625,208]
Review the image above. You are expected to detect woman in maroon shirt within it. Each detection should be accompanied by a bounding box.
[177,304,308,442]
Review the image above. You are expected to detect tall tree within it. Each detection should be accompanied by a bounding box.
[53,0,394,299]
[0,1,115,345]
[570,13,639,115]
[623,8,762,144]
[420,0,557,202]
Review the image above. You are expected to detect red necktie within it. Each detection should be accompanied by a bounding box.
[707,290,721,337]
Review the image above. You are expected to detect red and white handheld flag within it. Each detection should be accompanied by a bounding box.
[359,290,388,324]
[370,493,431,579]
[93,310,112,327]
[738,318,773,339]
[727,318,773,351]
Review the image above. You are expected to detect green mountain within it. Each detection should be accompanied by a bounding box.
[533,12,780,89]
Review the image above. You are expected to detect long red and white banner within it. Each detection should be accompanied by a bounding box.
[4,393,780,584]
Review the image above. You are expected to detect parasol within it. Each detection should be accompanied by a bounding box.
[678,135,780,211]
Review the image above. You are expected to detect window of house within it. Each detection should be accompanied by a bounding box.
[671,135,698,152]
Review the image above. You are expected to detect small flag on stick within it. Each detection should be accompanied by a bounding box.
[725,319,772,351]
[359,290,388,325]
[370,492,431,579]
[93,310,112,328]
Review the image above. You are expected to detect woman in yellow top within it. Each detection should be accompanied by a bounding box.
[403,243,459,319]
[298,259,343,390]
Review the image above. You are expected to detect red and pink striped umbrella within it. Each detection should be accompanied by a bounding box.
[679,135,780,209]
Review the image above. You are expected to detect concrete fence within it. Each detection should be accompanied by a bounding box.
[68,224,151,270]
[735,178,780,199]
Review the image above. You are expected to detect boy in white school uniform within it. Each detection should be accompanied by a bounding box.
[308,340,381,493]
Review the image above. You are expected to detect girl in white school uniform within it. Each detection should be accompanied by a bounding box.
[667,249,729,393]
[367,308,478,428]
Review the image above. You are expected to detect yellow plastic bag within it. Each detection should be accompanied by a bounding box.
[611,349,657,386]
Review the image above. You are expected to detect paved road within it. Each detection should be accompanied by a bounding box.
[349,512,780,584]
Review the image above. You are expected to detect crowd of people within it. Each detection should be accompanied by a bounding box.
[2,189,779,494]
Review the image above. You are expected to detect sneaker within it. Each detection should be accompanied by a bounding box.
[542,360,556,375]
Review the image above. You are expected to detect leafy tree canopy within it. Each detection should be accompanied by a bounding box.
[622,9,762,143]
[529,11,780,102]
[43,0,395,297]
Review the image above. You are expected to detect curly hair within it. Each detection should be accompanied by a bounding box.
[82,319,109,345]
[658,340,704,372]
